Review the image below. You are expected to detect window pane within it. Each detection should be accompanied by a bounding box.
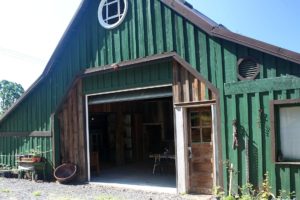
[202,128,211,142]
[120,0,125,12]
[108,3,118,17]
[200,111,211,126]
[191,128,201,143]
[280,106,300,161]
[108,17,119,25]
[191,112,200,127]
[102,6,107,20]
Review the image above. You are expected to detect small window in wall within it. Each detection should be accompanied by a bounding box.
[190,108,212,143]
[98,0,128,29]
[237,57,260,80]
[271,99,300,163]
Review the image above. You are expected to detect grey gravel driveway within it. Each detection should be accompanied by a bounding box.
[0,178,211,200]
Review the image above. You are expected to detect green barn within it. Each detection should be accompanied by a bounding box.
[1,0,300,196]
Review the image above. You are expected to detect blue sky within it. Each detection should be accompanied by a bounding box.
[189,0,300,53]
[0,0,299,90]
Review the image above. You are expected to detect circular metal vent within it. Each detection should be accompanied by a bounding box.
[237,57,260,80]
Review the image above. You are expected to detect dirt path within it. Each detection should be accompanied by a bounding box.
[0,178,211,200]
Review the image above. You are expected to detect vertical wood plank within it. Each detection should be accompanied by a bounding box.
[136,0,145,57]
[146,0,154,55]
[265,54,276,78]
[172,61,181,103]
[62,106,68,163]
[231,94,239,194]
[186,22,196,67]
[68,96,73,164]
[264,91,277,194]
[154,0,164,53]
[72,86,79,170]
[77,80,86,180]
[192,78,199,102]
[183,68,190,102]
[175,15,185,58]
[200,82,206,101]
[164,6,174,51]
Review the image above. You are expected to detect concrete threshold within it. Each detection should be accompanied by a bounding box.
[89,182,212,200]
[89,181,177,194]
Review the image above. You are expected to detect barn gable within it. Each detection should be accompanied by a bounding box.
[1,0,300,131]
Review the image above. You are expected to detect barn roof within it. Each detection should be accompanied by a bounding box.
[1,0,300,123]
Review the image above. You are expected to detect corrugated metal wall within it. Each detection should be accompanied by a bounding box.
[0,81,53,170]
[0,0,299,196]
[0,136,52,173]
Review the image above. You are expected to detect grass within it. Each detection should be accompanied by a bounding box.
[1,188,10,193]
[95,195,119,200]
[32,191,42,197]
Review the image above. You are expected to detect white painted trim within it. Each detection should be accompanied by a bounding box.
[86,84,172,98]
[175,107,188,194]
[98,0,128,29]
[85,95,91,182]
[211,104,218,187]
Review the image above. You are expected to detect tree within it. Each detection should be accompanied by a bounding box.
[0,80,24,116]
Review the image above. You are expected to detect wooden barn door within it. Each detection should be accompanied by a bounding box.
[172,60,219,194]
[188,107,213,194]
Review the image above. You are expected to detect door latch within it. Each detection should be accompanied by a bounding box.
[188,147,192,159]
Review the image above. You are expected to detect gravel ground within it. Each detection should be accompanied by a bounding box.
[0,178,211,200]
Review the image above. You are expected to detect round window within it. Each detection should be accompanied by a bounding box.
[98,0,128,29]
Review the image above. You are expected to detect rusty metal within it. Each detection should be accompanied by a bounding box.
[232,119,239,149]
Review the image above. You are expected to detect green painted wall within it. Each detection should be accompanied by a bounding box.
[0,136,53,175]
[83,62,172,95]
[0,0,299,196]
[220,45,300,197]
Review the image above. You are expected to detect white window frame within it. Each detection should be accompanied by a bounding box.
[279,106,300,161]
[270,99,300,164]
[98,0,128,29]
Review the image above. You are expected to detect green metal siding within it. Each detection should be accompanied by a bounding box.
[0,82,53,169]
[0,136,52,172]
[0,0,299,195]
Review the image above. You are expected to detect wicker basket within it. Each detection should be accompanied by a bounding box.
[54,163,77,184]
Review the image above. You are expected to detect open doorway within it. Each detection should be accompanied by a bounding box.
[86,96,176,190]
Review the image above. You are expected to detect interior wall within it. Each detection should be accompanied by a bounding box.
[88,98,174,166]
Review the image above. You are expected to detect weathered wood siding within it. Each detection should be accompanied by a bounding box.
[57,80,86,181]
[0,0,299,195]
[172,61,216,104]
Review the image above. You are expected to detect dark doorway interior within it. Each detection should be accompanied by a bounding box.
[88,97,176,188]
